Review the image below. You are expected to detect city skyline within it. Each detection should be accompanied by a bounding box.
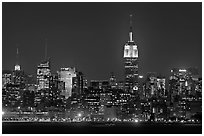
[3,2,202,81]
[2,2,202,134]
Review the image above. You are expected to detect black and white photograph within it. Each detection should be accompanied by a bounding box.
[2,1,202,134]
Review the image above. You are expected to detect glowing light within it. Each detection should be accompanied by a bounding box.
[78,113,82,117]
[134,119,138,123]
[2,111,5,115]
[133,86,138,90]
[15,64,21,71]
[124,45,138,58]
[139,75,143,78]
[179,69,186,72]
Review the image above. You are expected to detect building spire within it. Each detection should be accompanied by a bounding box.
[15,45,20,71]
[129,14,133,42]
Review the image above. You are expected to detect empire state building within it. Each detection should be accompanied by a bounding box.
[123,15,139,93]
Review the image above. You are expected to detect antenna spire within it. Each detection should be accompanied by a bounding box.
[129,14,133,42]
[15,44,21,71]
[130,14,133,32]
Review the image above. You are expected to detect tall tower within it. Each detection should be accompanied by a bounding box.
[15,47,21,71]
[58,67,76,99]
[123,14,139,93]
[37,59,51,90]
[36,39,51,90]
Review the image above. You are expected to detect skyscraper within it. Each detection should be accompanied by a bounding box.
[37,59,51,90]
[169,67,201,119]
[58,67,76,99]
[109,72,117,89]
[123,15,139,93]
[14,47,20,71]
[12,47,26,86]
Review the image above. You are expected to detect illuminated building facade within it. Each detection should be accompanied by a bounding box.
[71,71,85,108]
[84,87,101,117]
[49,74,66,108]
[141,73,167,122]
[83,78,88,90]
[169,68,200,102]
[123,15,139,93]
[37,59,51,90]
[58,67,76,99]
[72,71,84,96]
[143,73,166,99]
[2,70,12,88]
[109,72,117,89]
[169,67,201,119]
[4,84,22,108]
[12,70,26,86]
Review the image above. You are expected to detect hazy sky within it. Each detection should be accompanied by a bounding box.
[2,2,202,81]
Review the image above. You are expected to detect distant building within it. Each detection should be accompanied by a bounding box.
[72,71,84,96]
[4,83,23,108]
[83,78,88,90]
[49,73,66,108]
[169,67,202,119]
[109,72,117,89]
[169,67,200,102]
[22,90,35,108]
[2,70,12,88]
[58,67,76,99]
[142,73,166,99]
[116,81,124,90]
[12,70,26,86]
[141,73,167,121]
[84,87,101,116]
[37,59,51,90]
[14,47,20,71]
[90,80,110,90]
[123,15,139,93]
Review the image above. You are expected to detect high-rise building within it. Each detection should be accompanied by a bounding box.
[12,70,26,86]
[37,59,51,90]
[72,71,84,96]
[58,67,76,99]
[14,47,21,71]
[169,68,200,101]
[142,73,166,99]
[49,73,66,108]
[109,72,117,89]
[2,70,12,88]
[22,89,35,108]
[5,83,22,108]
[169,67,201,119]
[123,15,139,93]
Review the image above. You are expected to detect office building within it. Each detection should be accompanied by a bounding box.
[123,15,139,93]
[58,67,76,99]
[37,59,51,90]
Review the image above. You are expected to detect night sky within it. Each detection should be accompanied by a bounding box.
[2,2,202,81]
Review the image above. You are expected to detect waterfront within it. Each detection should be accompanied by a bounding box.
[3,122,202,134]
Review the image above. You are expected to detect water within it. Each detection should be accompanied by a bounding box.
[2,122,202,134]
